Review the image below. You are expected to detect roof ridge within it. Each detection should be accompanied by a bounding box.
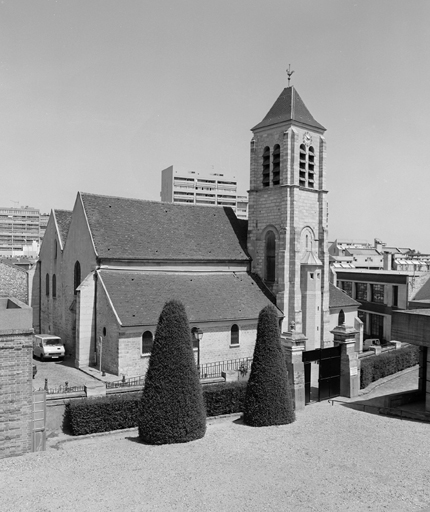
[291,85,295,119]
[53,208,73,214]
[79,191,237,212]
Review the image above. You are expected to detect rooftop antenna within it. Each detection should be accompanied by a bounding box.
[286,64,295,87]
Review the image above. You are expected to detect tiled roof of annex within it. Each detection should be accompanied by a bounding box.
[80,193,249,261]
[54,210,72,247]
[0,259,27,274]
[329,282,360,309]
[98,270,282,326]
[252,86,325,132]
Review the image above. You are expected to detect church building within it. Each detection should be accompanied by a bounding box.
[248,86,331,350]
[33,83,356,380]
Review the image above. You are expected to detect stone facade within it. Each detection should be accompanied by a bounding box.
[97,279,258,378]
[35,199,97,358]
[248,95,330,349]
[35,192,275,377]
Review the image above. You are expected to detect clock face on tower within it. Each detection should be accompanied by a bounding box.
[303,132,312,146]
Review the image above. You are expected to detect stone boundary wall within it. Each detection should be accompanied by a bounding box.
[0,329,34,459]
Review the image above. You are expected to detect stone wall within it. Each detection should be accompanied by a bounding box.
[99,318,258,379]
[0,262,28,304]
[0,329,34,459]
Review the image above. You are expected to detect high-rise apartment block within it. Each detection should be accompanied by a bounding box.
[0,206,49,257]
[160,166,248,219]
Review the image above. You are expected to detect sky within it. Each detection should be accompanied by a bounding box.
[1,1,430,251]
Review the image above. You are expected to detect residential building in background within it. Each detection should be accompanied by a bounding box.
[329,237,430,272]
[335,268,430,343]
[160,165,248,219]
[0,206,49,258]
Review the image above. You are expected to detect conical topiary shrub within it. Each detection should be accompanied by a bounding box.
[243,304,295,427]
[138,300,206,444]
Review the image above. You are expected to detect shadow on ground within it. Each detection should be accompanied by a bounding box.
[336,392,429,424]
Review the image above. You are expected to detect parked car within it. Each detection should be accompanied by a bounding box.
[363,338,381,351]
[33,334,65,361]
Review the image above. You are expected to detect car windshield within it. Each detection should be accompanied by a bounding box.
[44,339,61,346]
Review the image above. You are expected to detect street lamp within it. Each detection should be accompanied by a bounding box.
[191,327,203,371]
[7,215,14,257]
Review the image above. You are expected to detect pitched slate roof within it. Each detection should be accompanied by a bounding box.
[252,86,325,131]
[54,210,72,248]
[329,282,360,309]
[99,270,282,326]
[0,260,27,273]
[80,193,249,261]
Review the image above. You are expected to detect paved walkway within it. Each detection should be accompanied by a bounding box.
[32,356,129,391]
[6,365,428,512]
[335,365,429,421]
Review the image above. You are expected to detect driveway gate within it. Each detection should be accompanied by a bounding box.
[303,346,341,404]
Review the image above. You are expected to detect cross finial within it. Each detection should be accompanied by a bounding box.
[286,64,295,87]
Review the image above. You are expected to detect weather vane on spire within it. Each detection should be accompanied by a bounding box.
[286,64,295,86]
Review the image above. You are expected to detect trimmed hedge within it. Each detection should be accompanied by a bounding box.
[66,393,140,436]
[244,305,295,427]
[138,300,206,444]
[360,345,420,389]
[203,381,247,416]
[65,382,247,436]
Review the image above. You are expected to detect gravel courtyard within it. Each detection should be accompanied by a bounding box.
[2,382,430,512]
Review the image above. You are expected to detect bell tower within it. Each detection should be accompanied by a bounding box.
[247,85,330,350]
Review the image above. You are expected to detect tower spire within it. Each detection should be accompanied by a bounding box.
[286,64,295,87]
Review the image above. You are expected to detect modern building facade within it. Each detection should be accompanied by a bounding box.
[160,166,248,219]
[335,268,430,342]
[0,206,49,257]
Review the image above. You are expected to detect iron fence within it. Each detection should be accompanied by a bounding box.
[35,357,253,394]
[35,382,86,395]
[198,357,252,380]
[106,375,146,389]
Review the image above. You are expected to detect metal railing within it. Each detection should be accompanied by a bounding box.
[106,375,146,389]
[35,357,253,394]
[35,380,86,395]
[198,357,252,380]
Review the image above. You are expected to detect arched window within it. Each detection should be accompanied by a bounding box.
[299,144,307,187]
[265,231,276,283]
[52,274,56,298]
[45,274,49,296]
[142,331,153,355]
[308,146,315,188]
[230,324,239,346]
[74,261,81,295]
[338,309,345,326]
[262,146,270,187]
[299,143,316,188]
[272,145,280,185]
[54,240,57,259]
